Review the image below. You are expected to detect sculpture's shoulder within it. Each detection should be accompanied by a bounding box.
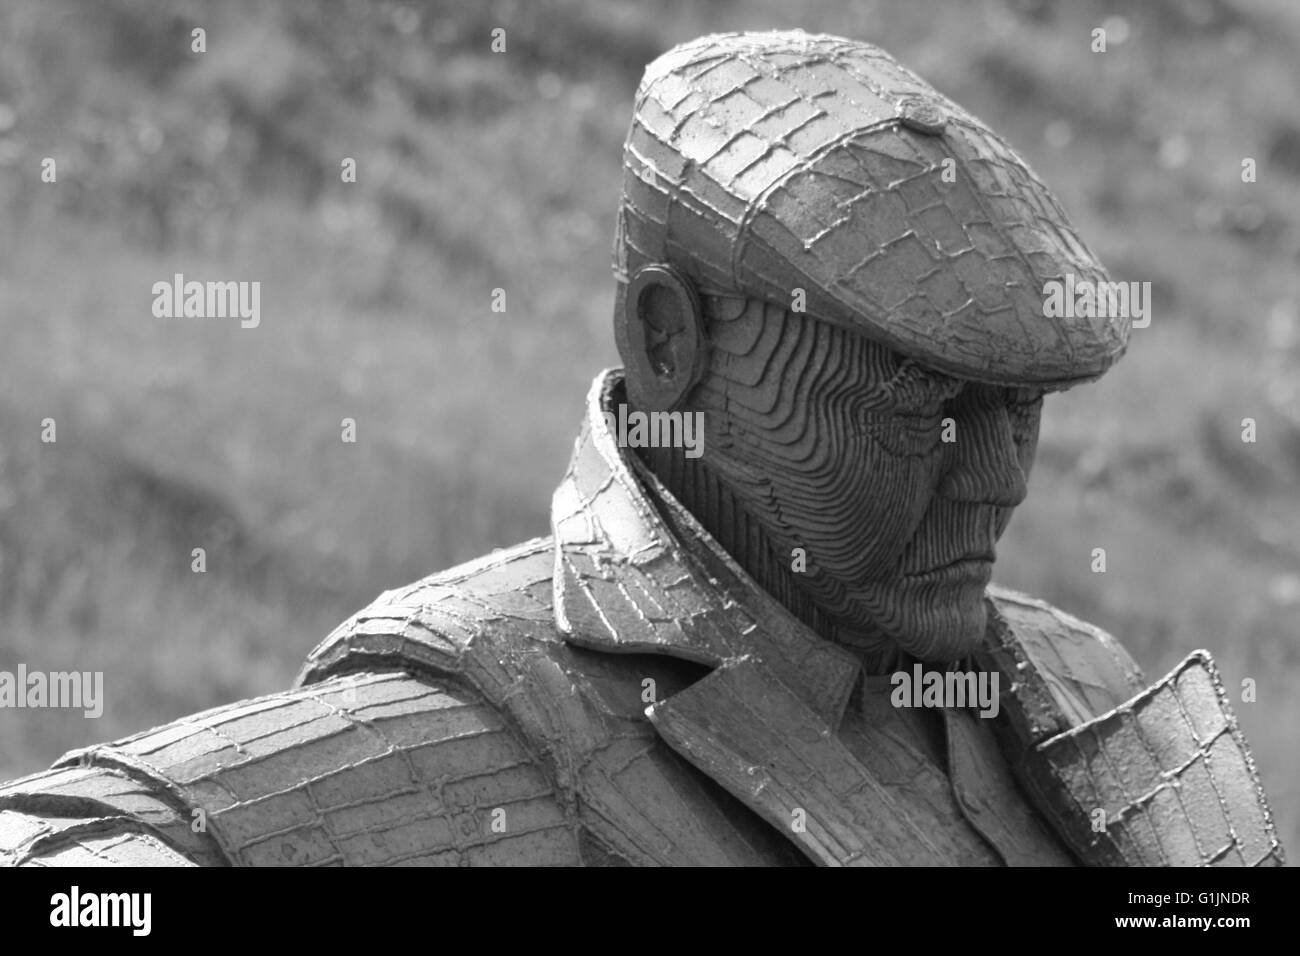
[300,535,563,692]
[0,538,585,867]
[302,536,800,867]
[985,582,1147,725]
[984,583,1286,867]
[0,668,581,867]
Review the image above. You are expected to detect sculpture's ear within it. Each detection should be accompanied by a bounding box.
[616,264,708,411]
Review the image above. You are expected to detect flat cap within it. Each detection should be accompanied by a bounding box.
[614,30,1130,388]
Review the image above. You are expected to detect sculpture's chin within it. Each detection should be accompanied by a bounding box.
[877,577,991,663]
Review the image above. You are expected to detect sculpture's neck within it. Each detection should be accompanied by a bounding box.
[637,444,904,675]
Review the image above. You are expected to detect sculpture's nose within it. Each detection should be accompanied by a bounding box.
[936,392,1028,507]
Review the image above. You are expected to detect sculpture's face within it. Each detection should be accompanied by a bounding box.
[695,300,1042,661]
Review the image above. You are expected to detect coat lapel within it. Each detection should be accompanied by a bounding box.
[650,658,958,865]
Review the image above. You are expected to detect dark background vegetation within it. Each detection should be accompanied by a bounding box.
[1,0,1297,853]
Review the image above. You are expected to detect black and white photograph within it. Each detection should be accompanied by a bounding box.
[0,0,1296,929]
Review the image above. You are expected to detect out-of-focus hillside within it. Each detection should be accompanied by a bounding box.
[0,0,1297,852]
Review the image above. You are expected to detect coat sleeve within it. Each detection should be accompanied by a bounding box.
[0,671,581,866]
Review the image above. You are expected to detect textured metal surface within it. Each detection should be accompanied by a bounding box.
[20,831,197,866]
[977,585,1149,740]
[615,30,1128,388]
[302,534,808,866]
[23,672,584,866]
[941,706,1073,866]
[1022,652,1285,867]
[0,763,219,866]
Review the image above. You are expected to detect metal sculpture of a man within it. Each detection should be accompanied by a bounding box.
[0,31,1282,867]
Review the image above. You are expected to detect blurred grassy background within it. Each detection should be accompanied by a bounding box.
[0,0,1297,854]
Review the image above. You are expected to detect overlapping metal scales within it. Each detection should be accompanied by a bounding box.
[616,30,1130,388]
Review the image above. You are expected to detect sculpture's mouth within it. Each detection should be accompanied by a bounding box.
[903,554,995,581]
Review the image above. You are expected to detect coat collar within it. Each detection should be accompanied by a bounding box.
[551,369,861,730]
